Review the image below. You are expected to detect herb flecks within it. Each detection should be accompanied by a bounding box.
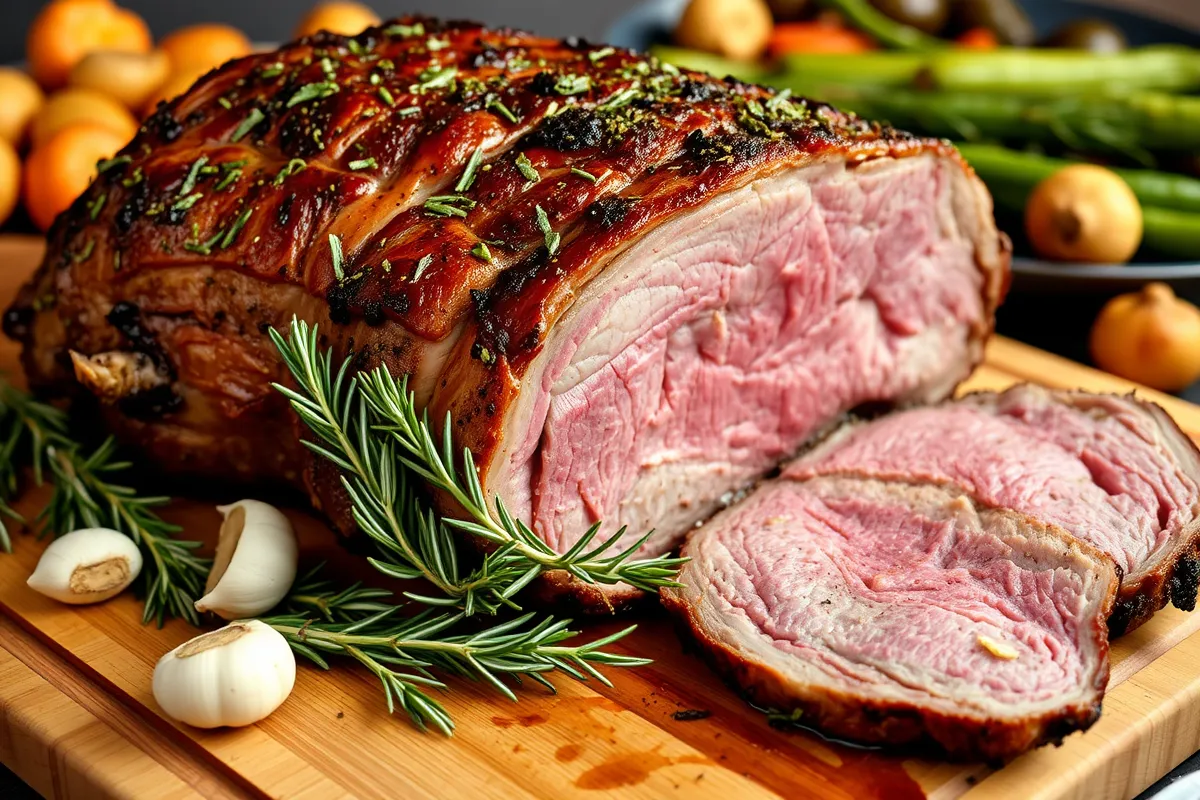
[486,96,518,124]
[470,242,493,263]
[178,156,210,197]
[412,65,457,93]
[515,153,540,183]
[555,73,591,95]
[348,157,378,171]
[535,205,560,255]
[231,108,266,142]
[412,254,433,281]
[288,81,339,108]
[329,234,346,281]
[423,195,475,218]
[455,147,484,192]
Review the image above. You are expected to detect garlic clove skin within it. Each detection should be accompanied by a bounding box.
[153,619,296,729]
[27,528,143,605]
[194,499,298,620]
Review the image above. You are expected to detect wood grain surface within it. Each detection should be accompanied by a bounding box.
[2,234,1200,800]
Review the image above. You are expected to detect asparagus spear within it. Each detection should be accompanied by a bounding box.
[648,45,766,84]
[925,46,1200,95]
[831,89,1200,163]
[956,143,1200,214]
[815,0,945,51]
[958,143,1200,258]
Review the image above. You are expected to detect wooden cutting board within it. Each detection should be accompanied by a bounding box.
[3,233,1200,800]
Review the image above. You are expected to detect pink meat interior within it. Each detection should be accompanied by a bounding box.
[710,479,1095,704]
[790,389,1200,580]
[496,155,988,556]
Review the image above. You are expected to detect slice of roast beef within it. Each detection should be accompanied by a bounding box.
[790,385,1200,634]
[662,475,1118,761]
[4,17,1008,608]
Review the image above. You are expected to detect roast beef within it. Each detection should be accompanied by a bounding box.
[4,17,1008,607]
[662,475,1118,761]
[791,385,1200,634]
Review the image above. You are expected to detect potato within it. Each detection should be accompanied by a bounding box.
[0,138,19,227]
[675,0,774,61]
[31,88,139,149]
[0,68,45,147]
[68,49,171,111]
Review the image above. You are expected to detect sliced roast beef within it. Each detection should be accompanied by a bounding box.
[790,385,1200,634]
[5,17,1008,608]
[662,475,1117,761]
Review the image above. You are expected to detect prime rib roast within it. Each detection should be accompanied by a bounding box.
[661,474,1117,762]
[4,17,1007,608]
[664,387,1200,759]
[792,385,1200,635]
[14,15,1200,760]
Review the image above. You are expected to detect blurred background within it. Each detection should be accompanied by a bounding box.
[1,0,1194,59]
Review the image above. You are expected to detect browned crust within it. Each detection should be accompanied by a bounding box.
[1096,394,1200,635]
[661,508,1118,762]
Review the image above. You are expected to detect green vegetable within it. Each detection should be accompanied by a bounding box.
[777,51,927,89]
[957,143,1200,258]
[1142,207,1200,260]
[956,143,1200,214]
[831,89,1200,163]
[649,45,765,84]
[816,0,947,50]
[924,46,1200,95]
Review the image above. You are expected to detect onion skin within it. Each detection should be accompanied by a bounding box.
[1091,282,1200,392]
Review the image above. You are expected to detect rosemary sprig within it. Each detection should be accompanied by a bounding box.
[265,572,647,735]
[0,379,209,625]
[269,318,684,616]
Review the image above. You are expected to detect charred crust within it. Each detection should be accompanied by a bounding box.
[585,196,633,229]
[325,280,360,325]
[118,382,182,419]
[146,106,183,143]
[1169,552,1200,611]
[529,71,557,96]
[3,305,33,342]
[678,80,714,103]
[115,180,149,235]
[526,107,605,151]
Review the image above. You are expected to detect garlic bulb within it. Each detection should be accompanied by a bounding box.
[27,528,143,604]
[194,499,298,619]
[153,620,296,728]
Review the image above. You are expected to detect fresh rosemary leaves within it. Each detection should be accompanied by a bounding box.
[0,380,210,625]
[266,567,647,734]
[267,318,683,733]
[271,317,683,616]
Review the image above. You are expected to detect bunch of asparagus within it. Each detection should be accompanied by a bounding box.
[653,31,1200,259]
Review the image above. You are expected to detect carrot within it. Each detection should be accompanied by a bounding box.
[956,28,1000,50]
[768,22,876,57]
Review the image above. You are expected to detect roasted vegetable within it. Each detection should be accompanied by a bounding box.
[1091,283,1200,392]
[769,21,876,55]
[816,0,945,50]
[1042,19,1128,53]
[675,0,775,61]
[868,0,949,35]
[959,144,1200,259]
[1024,164,1142,264]
[949,0,1034,46]
[956,144,1200,214]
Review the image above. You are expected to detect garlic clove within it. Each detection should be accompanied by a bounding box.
[194,499,299,620]
[27,528,143,605]
[153,619,296,728]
